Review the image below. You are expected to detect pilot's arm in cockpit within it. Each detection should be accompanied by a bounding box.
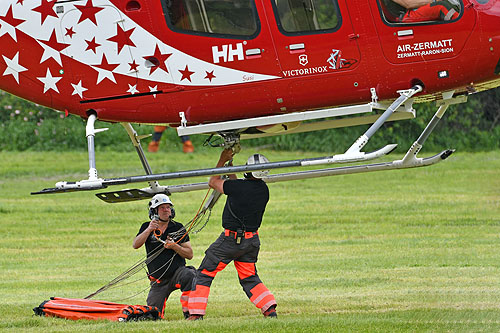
[391,0,434,9]
[388,0,460,22]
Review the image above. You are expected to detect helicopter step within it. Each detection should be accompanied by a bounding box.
[176,87,419,139]
[95,189,157,204]
[176,103,374,136]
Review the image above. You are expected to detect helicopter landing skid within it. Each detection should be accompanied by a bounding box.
[31,88,465,201]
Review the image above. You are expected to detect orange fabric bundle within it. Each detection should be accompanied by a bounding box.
[33,297,159,322]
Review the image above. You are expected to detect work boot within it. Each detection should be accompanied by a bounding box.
[263,304,277,318]
[183,140,194,153]
[148,140,160,153]
[186,314,203,321]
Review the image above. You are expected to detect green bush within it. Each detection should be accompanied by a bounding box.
[245,89,500,153]
[0,91,201,152]
[1,88,499,152]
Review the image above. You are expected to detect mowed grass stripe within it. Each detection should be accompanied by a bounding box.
[0,150,499,332]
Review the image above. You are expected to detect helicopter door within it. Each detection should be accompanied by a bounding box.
[263,0,361,78]
[371,0,476,64]
[158,0,282,78]
[155,0,282,121]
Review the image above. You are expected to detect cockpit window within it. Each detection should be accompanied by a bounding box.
[272,0,341,34]
[163,0,259,37]
[378,0,461,24]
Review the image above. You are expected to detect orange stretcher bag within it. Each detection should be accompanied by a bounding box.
[33,297,159,322]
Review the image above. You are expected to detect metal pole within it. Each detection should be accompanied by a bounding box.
[121,123,153,175]
[86,114,98,180]
[416,104,449,145]
[346,85,422,154]
[160,150,454,194]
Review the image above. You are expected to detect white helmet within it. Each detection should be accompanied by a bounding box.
[149,194,173,209]
[246,154,270,179]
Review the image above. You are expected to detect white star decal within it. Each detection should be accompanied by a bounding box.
[37,68,62,93]
[149,85,158,98]
[2,52,27,84]
[71,80,88,98]
[92,67,117,85]
[37,40,62,66]
[0,19,18,42]
[127,84,139,94]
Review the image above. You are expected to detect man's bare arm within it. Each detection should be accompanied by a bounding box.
[391,0,433,9]
[165,240,193,260]
[208,149,236,193]
[132,220,159,249]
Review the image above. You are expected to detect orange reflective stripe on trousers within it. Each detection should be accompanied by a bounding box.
[187,285,210,315]
[249,283,276,312]
[180,291,190,313]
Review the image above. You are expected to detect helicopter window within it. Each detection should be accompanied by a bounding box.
[378,0,462,24]
[272,0,340,34]
[163,0,259,37]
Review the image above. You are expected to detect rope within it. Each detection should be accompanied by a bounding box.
[108,254,178,303]
[168,189,212,242]
[85,189,214,301]
[84,242,165,299]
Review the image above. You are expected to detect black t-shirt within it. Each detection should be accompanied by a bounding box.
[136,220,189,280]
[222,179,269,232]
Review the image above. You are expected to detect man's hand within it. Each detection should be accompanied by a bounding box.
[165,239,194,259]
[147,219,160,232]
[164,237,178,250]
[133,220,160,249]
[219,148,234,164]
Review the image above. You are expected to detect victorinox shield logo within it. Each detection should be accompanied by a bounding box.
[299,54,308,66]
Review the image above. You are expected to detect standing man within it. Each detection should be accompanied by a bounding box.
[147,126,195,153]
[186,149,277,320]
[133,194,195,319]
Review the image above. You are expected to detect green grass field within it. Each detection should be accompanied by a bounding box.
[0,149,499,332]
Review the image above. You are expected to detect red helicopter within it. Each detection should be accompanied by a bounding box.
[1,0,499,203]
